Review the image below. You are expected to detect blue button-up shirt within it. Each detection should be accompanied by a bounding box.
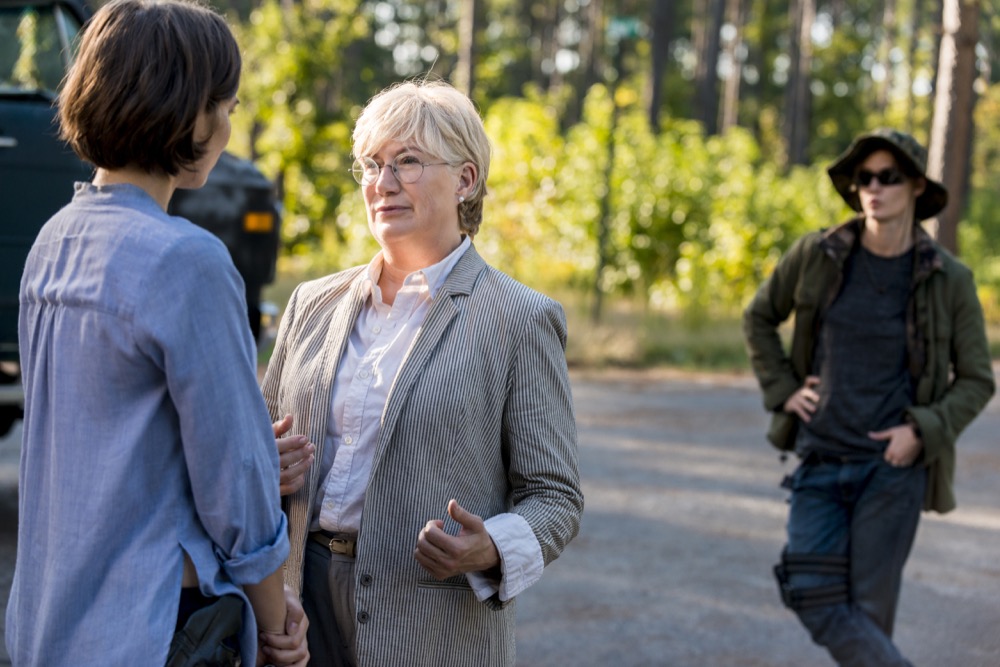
[6,183,288,666]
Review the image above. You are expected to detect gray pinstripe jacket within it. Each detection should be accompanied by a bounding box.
[260,245,583,666]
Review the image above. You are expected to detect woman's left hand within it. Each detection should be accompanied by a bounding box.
[414,499,501,579]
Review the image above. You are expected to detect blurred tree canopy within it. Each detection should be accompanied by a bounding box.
[216,0,997,321]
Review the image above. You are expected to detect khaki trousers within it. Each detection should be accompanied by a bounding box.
[302,538,357,667]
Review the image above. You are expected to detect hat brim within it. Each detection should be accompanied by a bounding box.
[827,137,948,221]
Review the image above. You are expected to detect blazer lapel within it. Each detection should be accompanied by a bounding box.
[372,245,487,467]
[303,274,368,504]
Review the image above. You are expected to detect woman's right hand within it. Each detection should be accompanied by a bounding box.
[783,375,821,423]
[258,586,310,667]
[272,415,315,496]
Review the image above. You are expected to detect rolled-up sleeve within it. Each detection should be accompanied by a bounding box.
[136,236,289,584]
[466,512,544,602]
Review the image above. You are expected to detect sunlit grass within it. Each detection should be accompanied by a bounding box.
[263,271,1000,372]
[557,291,750,371]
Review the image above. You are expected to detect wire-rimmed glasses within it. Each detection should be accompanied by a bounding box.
[351,154,453,185]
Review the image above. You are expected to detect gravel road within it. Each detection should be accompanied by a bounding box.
[514,368,1000,667]
[2,368,999,666]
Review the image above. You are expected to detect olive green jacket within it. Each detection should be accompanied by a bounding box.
[743,217,995,513]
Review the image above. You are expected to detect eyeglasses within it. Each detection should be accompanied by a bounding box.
[855,168,905,188]
[351,154,453,185]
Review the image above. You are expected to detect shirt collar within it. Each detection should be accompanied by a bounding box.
[362,236,472,301]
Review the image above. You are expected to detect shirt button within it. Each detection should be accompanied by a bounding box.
[358,369,370,379]
[360,574,373,587]
[372,325,382,334]
[343,435,354,445]
[357,610,370,624]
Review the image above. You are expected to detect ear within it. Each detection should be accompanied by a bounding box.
[456,162,477,199]
[912,176,927,198]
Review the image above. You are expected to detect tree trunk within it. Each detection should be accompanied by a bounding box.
[744,0,772,146]
[593,44,624,324]
[647,0,676,131]
[905,0,925,132]
[827,0,847,22]
[566,0,604,128]
[876,0,897,113]
[926,0,980,254]
[783,0,814,167]
[928,0,945,97]
[542,0,564,93]
[454,0,479,97]
[719,0,747,132]
[694,0,726,135]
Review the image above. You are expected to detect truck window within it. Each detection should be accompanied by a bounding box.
[0,4,80,96]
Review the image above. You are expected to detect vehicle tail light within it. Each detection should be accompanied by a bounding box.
[243,211,275,233]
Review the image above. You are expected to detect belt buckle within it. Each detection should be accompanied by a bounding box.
[327,536,356,558]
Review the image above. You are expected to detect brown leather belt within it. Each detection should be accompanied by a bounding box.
[309,530,357,558]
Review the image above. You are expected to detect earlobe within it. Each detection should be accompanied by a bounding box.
[457,162,477,199]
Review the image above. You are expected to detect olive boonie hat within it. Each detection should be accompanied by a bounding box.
[827,128,948,221]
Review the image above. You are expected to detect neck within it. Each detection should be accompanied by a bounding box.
[861,216,914,257]
[376,260,409,306]
[92,167,176,211]
[377,235,463,306]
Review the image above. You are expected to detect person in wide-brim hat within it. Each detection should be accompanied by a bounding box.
[743,126,994,667]
[827,127,948,221]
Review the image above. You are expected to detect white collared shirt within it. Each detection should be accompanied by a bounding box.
[312,237,542,600]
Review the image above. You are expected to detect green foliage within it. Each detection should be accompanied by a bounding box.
[317,77,851,323]
[808,23,871,158]
[480,94,583,285]
[228,0,999,354]
[230,0,372,272]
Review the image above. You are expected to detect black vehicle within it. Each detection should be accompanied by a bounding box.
[0,0,281,432]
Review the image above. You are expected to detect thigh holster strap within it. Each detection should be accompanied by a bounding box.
[774,549,849,610]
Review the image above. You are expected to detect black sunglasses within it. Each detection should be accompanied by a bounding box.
[855,168,905,188]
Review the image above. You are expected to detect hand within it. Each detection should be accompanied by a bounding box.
[259,585,310,667]
[870,423,924,467]
[414,499,500,580]
[273,415,315,496]
[783,375,821,423]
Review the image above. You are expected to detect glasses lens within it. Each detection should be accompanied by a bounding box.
[352,158,378,185]
[856,168,904,187]
[393,155,424,184]
[876,168,904,185]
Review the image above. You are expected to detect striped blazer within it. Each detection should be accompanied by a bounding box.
[260,245,583,666]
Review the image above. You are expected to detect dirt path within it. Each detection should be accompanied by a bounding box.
[515,368,1000,666]
[2,369,999,666]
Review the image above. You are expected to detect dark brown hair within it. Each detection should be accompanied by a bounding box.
[59,0,240,176]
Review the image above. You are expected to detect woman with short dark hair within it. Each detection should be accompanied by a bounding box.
[6,1,307,665]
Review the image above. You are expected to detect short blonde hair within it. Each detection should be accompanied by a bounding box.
[352,81,491,236]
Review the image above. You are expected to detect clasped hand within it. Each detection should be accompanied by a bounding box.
[257,585,309,667]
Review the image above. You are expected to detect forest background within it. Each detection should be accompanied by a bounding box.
[211,0,995,369]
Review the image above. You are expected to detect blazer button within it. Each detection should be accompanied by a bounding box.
[357,610,370,624]
[360,573,373,587]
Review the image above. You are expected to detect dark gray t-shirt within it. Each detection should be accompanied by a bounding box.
[796,245,915,459]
